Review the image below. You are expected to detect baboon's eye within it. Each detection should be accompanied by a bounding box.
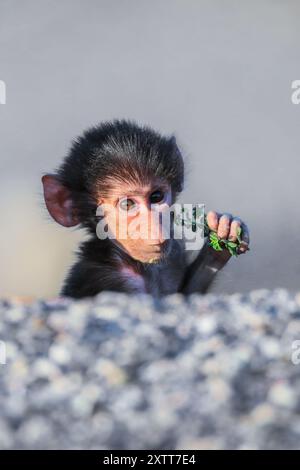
[119,198,137,212]
[149,190,165,204]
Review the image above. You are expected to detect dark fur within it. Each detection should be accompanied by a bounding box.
[61,237,186,298]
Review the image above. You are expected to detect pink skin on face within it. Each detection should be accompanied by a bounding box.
[98,181,173,263]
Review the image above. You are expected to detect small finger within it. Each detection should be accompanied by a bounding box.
[206,211,219,231]
[228,218,242,242]
[217,213,232,239]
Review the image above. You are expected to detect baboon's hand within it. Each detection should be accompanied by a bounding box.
[206,211,250,260]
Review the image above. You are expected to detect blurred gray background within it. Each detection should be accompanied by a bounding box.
[0,0,299,298]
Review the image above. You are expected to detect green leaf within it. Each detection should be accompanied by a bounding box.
[226,241,238,248]
[210,232,218,241]
[228,246,234,256]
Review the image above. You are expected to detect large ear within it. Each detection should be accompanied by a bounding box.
[41,174,80,227]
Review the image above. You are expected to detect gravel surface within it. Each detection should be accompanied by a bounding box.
[1,289,300,449]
